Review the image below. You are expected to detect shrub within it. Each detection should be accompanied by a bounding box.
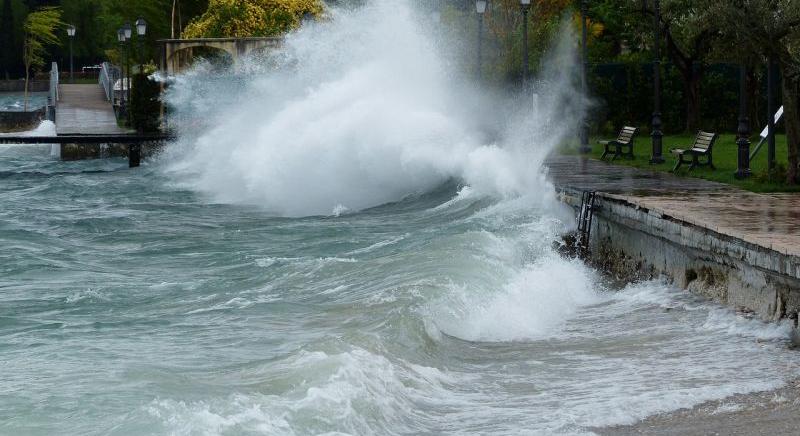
[130,72,161,133]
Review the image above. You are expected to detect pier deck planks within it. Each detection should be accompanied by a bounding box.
[56,84,132,136]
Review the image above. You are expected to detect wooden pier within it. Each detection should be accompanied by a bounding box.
[0,133,173,167]
[56,84,130,136]
[0,81,171,167]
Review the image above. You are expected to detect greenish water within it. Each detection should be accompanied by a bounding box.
[0,92,47,111]
[2,2,799,434]
[1,143,799,435]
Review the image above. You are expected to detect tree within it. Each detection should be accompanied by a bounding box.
[705,0,800,183]
[183,0,323,38]
[0,0,14,79]
[648,0,717,132]
[22,6,61,110]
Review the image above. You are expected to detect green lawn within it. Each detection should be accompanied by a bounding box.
[570,133,799,192]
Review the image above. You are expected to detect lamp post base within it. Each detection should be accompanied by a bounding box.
[650,127,664,164]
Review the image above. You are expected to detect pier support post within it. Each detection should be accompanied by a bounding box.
[128,144,141,168]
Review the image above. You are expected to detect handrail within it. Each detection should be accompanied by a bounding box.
[46,62,58,121]
[49,62,59,103]
[99,61,119,103]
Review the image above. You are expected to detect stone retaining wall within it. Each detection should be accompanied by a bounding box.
[559,189,800,339]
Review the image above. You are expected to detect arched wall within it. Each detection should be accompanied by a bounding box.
[159,38,283,74]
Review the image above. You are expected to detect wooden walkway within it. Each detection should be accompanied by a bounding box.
[56,84,131,135]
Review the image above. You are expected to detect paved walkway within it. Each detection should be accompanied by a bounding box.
[545,155,800,257]
[56,84,131,135]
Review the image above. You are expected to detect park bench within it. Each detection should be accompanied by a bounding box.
[599,126,638,160]
[670,131,718,172]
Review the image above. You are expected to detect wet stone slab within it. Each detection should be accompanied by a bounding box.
[545,155,800,258]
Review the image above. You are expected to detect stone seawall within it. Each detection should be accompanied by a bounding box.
[558,188,800,336]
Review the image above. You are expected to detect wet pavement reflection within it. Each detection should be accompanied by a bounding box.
[546,155,800,256]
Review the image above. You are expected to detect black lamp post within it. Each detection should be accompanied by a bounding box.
[117,28,126,117]
[520,0,531,84]
[135,18,147,66]
[123,22,132,114]
[476,0,486,81]
[767,55,776,172]
[649,0,664,164]
[735,64,751,179]
[578,0,591,153]
[66,24,76,83]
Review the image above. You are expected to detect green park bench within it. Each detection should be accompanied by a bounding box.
[670,131,718,172]
[599,126,638,160]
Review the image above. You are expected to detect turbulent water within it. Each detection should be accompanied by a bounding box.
[0,92,47,111]
[2,1,800,435]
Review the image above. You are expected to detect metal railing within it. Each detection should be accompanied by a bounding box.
[99,61,119,104]
[48,61,59,102]
[47,62,58,121]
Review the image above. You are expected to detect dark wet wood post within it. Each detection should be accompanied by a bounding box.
[128,143,141,168]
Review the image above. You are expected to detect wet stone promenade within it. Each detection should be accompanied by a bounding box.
[545,155,800,258]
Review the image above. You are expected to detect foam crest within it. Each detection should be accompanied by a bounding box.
[431,253,599,342]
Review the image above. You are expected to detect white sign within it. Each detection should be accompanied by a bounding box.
[760,106,784,138]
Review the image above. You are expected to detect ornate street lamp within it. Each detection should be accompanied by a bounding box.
[135,18,147,37]
[735,64,751,179]
[476,0,486,81]
[578,0,591,153]
[66,24,76,83]
[648,0,664,164]
[520,0,531,84]
[135,18,147,68]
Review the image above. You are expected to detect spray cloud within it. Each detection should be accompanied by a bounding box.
[161,0,585,216]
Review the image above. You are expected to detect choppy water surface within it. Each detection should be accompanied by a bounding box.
[0,92,48,111]
[3,1,799,434]
[1,143,799,435]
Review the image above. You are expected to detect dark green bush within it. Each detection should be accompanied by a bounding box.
[130,72,161,133]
